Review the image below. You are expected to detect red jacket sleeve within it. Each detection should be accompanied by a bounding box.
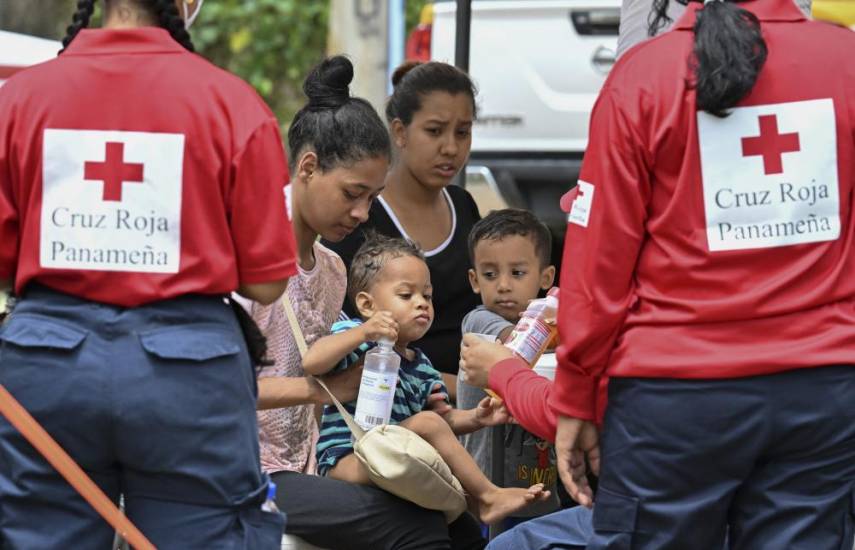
[548,87,651,421]
[229,118,298,284]
[489,357,557,442]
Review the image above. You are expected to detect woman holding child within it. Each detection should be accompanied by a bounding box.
[247,55,494,550]
[465,0,855,548]
[324,61,482,396]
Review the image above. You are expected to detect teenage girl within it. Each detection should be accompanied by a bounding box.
[325,61,481,399]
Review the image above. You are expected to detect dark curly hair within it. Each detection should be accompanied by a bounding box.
[648,0,766,118]
[347,231,425,305]
[690,0,767,117]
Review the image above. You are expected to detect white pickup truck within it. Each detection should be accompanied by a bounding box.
[0,30,61,87]
[429,0,620,244]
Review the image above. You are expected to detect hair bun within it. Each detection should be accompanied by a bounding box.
[391,61,422,88]
[304,55,354,111]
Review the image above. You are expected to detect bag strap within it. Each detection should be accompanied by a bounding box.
[0,385,155,550]
[281,292,308,357]
[281,293,366,441]
[312,375,366,441]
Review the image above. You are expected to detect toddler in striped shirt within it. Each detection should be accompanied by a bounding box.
[306,232,550,524]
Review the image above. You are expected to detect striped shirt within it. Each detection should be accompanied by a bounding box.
[316,318,448,475]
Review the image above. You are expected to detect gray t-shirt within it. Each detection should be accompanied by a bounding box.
[457,306,513,477]
[458,306,560,517]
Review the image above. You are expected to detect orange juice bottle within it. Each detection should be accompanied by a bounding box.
[503,287,559,367]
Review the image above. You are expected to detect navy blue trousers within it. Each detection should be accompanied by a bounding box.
[0,286,283,549]
[589,366,855,550]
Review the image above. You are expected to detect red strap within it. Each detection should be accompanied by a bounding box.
[0,385,156,550]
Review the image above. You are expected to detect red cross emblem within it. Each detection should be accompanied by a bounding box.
[741,114,800,175]
[84,142,144,202]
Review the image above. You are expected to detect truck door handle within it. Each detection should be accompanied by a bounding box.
[591,46,616,74]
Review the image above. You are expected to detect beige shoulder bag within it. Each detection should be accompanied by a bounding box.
[282,295,467,522]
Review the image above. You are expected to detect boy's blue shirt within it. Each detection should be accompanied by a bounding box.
[315,318,450,475]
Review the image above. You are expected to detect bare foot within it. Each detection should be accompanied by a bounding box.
[475,484,551,525]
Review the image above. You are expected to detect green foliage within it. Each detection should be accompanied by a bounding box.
[193,0,329,129]
[195,0,429,127]
[6,0,431,129]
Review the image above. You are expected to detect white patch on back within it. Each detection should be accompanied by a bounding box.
[41,129,185,272]
[697,99,839,252]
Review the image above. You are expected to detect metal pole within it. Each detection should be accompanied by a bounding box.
[453,0,472,188]
[387,0,405,95]
[454,0,471,72]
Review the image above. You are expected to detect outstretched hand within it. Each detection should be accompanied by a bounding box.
[554,415,600,508]
[459,333,514,388]
[474,396,512,427]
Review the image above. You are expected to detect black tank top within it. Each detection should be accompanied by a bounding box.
[323,185,481,374]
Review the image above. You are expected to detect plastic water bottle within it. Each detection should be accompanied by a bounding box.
[354,338,401,431]
[504,287,560,367]
[261,481,279,513]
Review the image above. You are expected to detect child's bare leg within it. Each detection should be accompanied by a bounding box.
[327,453,374,486]
[402,411,550,524]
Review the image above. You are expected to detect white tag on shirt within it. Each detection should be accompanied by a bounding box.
[41,129,185,273]
[568,180,595,228]
[284,182,293,219]
[697,99,839,252]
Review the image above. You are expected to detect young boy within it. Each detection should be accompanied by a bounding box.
[305,233,549,525]
[459,208,559,518]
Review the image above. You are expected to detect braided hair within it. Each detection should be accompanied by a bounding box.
[61,0,96,52]
[61,0,195,54]
[152,0,195,52]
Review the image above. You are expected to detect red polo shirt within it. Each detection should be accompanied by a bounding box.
[0,28,296,306]
[550,0,855,421]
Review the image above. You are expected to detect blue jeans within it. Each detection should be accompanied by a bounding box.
[487,506,593,550]
[0,286,283,549]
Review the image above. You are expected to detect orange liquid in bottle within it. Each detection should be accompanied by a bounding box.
[485,288,559,400]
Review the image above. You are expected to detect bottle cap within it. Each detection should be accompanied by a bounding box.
[547,287,560,298]
[266,481,277,501]
[377,338,395,348]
